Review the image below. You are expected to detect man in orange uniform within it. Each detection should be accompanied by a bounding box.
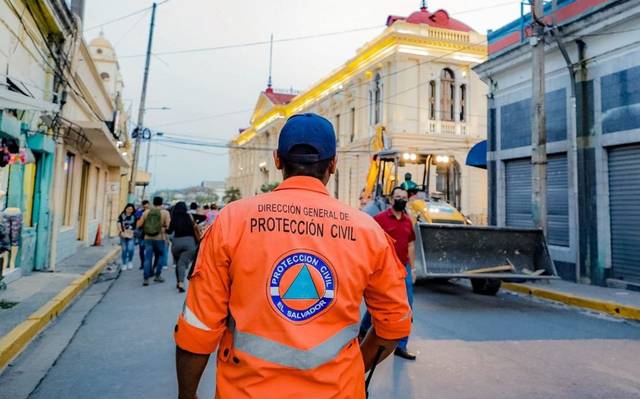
[175,113,411,399]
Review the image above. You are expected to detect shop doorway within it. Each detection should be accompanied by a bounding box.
[77,160,90,241]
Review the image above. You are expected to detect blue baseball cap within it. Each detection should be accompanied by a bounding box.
[278,113,336,164]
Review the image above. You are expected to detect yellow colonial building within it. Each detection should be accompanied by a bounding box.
[229,4,489,222]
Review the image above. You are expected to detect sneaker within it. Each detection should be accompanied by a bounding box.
[177,282,185,293]
[394,348,417,361]
[154,276,165,283]
[128,262,134,270]
[143,279,149,286]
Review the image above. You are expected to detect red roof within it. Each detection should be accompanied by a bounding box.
[387,6,473,32]
[264,88,296,105]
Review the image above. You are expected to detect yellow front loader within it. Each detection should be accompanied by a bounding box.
[360,130,557,295]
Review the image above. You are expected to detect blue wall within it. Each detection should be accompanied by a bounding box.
[500,89,567,149]
[601,65,640,133]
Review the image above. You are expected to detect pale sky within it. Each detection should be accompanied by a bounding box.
[82,0,522,190]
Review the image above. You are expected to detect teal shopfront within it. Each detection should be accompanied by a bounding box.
[0,110,56,281]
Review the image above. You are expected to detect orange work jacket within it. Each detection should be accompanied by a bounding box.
[175,176,411,399]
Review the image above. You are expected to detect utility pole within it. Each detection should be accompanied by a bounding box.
[531,0,547,233]
[128,2,157,201]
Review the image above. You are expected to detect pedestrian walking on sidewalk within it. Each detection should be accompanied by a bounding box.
[167,202,199,293]
[117,203,137,270]
[137,196,171,286]
[175,113,411,399]
[135,200,150,270]
[359,186,417,361]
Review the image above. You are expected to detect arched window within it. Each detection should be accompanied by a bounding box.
[460,84,467,122]
[429,80,436,120]
[440,68,455,121]
[373,73,382,124]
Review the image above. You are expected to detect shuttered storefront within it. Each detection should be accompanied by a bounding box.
[504,155,569,246]
[547,155,569,246]
[608,144,640,283]
[505,158,532,228]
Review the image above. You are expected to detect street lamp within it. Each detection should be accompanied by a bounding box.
[144,106,171,111]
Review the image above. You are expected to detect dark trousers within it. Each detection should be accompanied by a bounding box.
[143,239,166,279]
[138,240,145,268]
[171,236,196,284]
[359,263,413,349]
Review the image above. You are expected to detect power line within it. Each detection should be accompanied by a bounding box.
[151,109,254,128]
[84,0,171,31]
[117,1,516,59]
[155,141,227,156]
[155,37,489,135]
[114,9,152,47]
[120,25,384,58]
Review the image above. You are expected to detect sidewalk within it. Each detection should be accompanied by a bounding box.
[0,241,120,370]
[503,279,640,321]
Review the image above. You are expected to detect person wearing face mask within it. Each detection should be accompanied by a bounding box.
[358,186,416,360]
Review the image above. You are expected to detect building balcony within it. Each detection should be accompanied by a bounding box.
[427,120,468,137]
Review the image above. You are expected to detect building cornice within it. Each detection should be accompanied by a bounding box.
[234,22,487,146]
[475,0,639,78]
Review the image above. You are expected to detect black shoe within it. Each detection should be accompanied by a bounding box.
[394,348,416,360]
[154,276,165,283]
[143,279,149,286]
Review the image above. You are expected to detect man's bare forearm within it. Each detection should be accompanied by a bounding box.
[176,346,210,399]
[359,329,398,372]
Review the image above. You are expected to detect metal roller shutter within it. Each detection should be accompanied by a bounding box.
[504,156,569,246]
[505,159,532,228]
[547,155,569,246]
[608,144,640,283]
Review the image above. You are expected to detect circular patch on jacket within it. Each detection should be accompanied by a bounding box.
[268,251,336,323]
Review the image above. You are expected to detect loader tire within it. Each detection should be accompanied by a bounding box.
[471,278,501,296]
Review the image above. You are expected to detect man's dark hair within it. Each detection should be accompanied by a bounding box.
[390,186,407,197]
[153,196,163,206]
[282,145,333,180]
[189,202,198,210]
[141,200,149,206]
[203,205,210,210]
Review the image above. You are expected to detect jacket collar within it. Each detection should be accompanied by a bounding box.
[274,176,330,196]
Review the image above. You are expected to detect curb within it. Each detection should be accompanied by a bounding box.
[0,247,121,372]
[502,283,640,321]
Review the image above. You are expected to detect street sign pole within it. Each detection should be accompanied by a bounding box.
[128,2,157,201]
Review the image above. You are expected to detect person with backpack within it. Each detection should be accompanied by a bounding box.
[137,196,171,286]
[134,200,150,270]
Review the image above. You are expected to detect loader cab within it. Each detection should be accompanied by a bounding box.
[368,150,467,224]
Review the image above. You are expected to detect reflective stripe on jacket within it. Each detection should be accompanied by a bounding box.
[175,176,411,399]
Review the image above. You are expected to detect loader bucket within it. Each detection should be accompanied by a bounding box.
[414,224,558,280]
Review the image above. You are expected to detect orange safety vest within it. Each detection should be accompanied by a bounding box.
[175,176,411,399]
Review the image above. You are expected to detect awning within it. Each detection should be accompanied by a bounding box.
[466,140,487,169]
[69,120,130,168]
[0,87,59,113]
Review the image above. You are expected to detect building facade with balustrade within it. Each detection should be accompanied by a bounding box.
[228,4,489,223]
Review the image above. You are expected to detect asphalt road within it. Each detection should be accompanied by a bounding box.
[4,259,640,399]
